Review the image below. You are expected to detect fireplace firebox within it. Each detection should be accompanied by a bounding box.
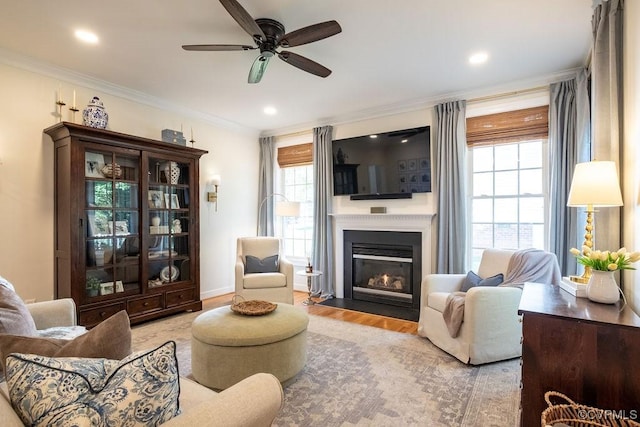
[344,230,421,313]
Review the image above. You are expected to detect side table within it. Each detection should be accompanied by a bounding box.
[296,270,322,305]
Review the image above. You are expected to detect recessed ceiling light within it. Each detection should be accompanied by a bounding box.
[369,134,378,139]
[401,139,408,143]
[263,106,277,115]
[75,29,99,44]
[469,51,488,65]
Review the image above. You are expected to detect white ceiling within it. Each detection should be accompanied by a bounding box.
[0,0,592,134]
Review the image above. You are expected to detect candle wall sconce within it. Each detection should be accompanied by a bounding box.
[56,100,66,122]
[207,175,221,211]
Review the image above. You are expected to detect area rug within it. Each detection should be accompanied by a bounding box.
[131,308,521,427]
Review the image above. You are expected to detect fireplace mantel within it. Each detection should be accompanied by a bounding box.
[330,213,435,298]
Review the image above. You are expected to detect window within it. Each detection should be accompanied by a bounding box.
[275,143,314,260]
[466,106,549,270]
[469,141,546,269]
[276,165,314,260]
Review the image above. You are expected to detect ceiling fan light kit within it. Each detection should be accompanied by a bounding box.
[182,0,341,83]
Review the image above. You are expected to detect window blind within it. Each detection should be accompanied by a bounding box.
[277,143,313,167]
[466,105,549,146]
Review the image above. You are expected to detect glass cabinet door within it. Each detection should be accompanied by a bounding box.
[85,150,140,300]
[147,158,191,288]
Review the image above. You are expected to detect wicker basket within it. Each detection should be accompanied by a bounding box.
[230,295,277,316]
[541,391,640,427]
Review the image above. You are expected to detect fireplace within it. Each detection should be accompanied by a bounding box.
[344,230,421,312]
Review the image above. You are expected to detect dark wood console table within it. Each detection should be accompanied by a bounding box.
[518,282,640,426]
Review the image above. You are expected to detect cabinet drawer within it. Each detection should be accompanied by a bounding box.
[128,294,163,315]
[80,303,126,327]
[166,288,196,307]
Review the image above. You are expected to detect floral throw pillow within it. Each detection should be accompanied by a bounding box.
[5,340,180,426]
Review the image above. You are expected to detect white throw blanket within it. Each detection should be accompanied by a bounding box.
[442,249,562,338]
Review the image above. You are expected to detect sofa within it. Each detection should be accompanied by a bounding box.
[0,297,284,426]
[1,373,283,427]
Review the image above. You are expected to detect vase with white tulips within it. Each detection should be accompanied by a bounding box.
[569,247,640,304]
[569,246,640,271]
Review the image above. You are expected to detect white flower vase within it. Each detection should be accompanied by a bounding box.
[164,161,180,184]
[586,270,620,304]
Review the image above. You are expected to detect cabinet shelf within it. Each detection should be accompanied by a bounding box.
[45,122,207,327]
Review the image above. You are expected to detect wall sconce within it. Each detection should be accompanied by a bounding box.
[567,161,623,283]
[207,175,221,211]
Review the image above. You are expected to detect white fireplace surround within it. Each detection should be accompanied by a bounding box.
[331,213,435,298]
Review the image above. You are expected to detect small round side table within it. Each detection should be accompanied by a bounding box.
[296,270,323,305]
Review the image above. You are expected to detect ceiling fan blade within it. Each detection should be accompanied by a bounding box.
[280,20,342,48]
[278,51,331,78]
[182,44,256,51]
[248,54,271,84]
[219,0,265,42]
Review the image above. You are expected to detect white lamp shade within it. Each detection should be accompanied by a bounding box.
[210,175,221,186]
[275,201,300,217]
[567,161,623,207]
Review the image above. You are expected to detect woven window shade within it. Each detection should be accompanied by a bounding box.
[277,143,313,167]
[466,105,549,147]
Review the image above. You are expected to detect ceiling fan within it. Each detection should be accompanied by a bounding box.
[182,0,342,83]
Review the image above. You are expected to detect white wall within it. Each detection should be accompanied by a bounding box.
[622,1,640,312]
[0,61,259,302]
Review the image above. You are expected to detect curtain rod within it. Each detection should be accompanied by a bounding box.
[270,86,550,138]
[271,129,314,140]
[467,85,549,104]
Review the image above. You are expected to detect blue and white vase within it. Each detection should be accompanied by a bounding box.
[82,96,109,129]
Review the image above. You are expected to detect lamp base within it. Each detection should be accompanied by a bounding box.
[560,277,588,298]
[569,275,589,284]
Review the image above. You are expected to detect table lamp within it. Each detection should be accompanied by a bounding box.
[566,161,623,283]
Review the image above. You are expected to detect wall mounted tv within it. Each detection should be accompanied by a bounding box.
[332,126,431,200]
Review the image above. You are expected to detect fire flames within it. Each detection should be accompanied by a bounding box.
[367,273,405,291]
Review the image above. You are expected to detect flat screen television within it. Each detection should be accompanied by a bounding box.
[332,126,431,199]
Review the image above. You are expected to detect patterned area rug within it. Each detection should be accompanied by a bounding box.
[131,308,521,427]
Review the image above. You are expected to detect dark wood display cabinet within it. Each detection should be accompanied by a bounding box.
[45,122,207,327]
[518,282,640,426]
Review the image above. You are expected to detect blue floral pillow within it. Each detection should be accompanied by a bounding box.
[5,340,180,426]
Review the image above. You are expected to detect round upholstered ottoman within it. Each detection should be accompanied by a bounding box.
[191,303,309,390]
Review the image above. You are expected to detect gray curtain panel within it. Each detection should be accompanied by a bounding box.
[590,0,623,252]
[548,73,592,276]
[548,78,577,275]
[257,136,275,236]
[312,125,335,298]
[434,100,467,274]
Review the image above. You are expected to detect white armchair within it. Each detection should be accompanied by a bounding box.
[235,237,294,304]
[417,249,521,365]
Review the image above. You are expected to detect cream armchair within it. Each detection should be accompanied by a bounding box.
[418,249,520,365]
[235,237,294,304]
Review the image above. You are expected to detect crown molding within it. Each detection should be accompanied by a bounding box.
[0,47,257,136]
[260,67,583,138]
[0,47,582,140]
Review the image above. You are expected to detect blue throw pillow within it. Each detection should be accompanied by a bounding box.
[460,271,504,292]
[245,254,279,273]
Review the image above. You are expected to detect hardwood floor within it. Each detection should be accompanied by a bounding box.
[203,291,418,335]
